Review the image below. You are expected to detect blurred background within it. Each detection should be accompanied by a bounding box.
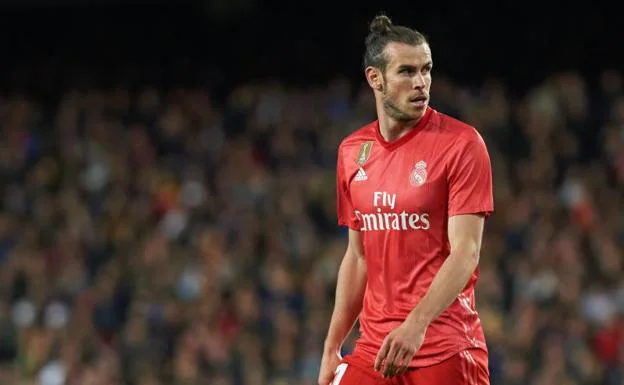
[0,1,623,384]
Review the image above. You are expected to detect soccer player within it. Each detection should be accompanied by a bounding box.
[318,14,494,385]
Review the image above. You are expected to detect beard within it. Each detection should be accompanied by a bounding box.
[382,94,414,121]
[381,83,423,122]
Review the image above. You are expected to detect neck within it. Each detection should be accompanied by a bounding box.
[378,113,423,142]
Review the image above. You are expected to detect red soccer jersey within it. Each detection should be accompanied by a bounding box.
[336,107,494,368]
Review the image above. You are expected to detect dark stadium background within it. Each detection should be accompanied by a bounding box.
[1,1,622,96]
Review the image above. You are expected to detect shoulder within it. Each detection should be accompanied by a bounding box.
[338,120,378,154]
[430,109,488,151]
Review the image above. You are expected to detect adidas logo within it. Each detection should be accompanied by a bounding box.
[354,167,368,182]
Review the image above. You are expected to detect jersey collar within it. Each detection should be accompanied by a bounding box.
[374,107,433,151]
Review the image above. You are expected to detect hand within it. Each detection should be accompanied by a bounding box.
[318,347,342,385]
[374,319,426,378]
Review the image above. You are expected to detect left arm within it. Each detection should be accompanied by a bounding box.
[375,213,485,377]
[405,213,484,326]
[410,136,491,326]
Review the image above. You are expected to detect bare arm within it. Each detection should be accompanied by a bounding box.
[406,213,484,326]
[374,214,486,377]
[323,229,367,355]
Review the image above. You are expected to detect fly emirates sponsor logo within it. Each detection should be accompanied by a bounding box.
[354,191,430,232]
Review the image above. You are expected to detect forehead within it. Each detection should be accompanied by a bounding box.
[383,42,432,68]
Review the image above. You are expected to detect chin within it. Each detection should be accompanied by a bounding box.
[407,107,426,120]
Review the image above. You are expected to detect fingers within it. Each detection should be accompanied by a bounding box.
[382,344,402,377]
[396,348,414,376]
[376,332,419,378]
[317,357,337,385]
[383,345,416,378]
[374,337,390,372]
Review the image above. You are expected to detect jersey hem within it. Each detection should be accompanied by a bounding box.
[352,340,488,369]
[338,221,361,231]
[448,207,493,218]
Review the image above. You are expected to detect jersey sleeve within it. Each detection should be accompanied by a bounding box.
[336,146,361,230]
[447,136,494,218]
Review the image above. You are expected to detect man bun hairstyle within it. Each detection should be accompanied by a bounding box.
[363,14,428,72]
[369,14,393,34]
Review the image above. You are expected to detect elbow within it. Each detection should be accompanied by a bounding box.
[467,242,480,263]
[452,241,480,266]
[469,248,480,266]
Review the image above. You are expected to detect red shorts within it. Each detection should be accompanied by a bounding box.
[331,348,489,385]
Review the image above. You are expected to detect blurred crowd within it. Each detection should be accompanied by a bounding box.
[0,66,622,385]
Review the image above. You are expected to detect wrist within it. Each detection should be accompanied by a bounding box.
[323,341,341,355]
[406,310,431,331]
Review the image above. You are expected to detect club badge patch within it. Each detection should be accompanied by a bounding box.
[353,141,373,182]
[356,141,374,166]
[410,160,427,187]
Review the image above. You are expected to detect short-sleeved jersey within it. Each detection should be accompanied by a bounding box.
[336,107,494,368]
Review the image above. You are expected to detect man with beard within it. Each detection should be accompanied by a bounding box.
[318,14,494,385]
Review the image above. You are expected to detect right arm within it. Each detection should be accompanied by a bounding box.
[323,229,367,355]
[318,145,367,385]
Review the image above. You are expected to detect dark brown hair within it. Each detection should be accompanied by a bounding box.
[363,14,428,72]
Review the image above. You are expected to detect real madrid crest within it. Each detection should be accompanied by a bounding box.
[410,160,427,187]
